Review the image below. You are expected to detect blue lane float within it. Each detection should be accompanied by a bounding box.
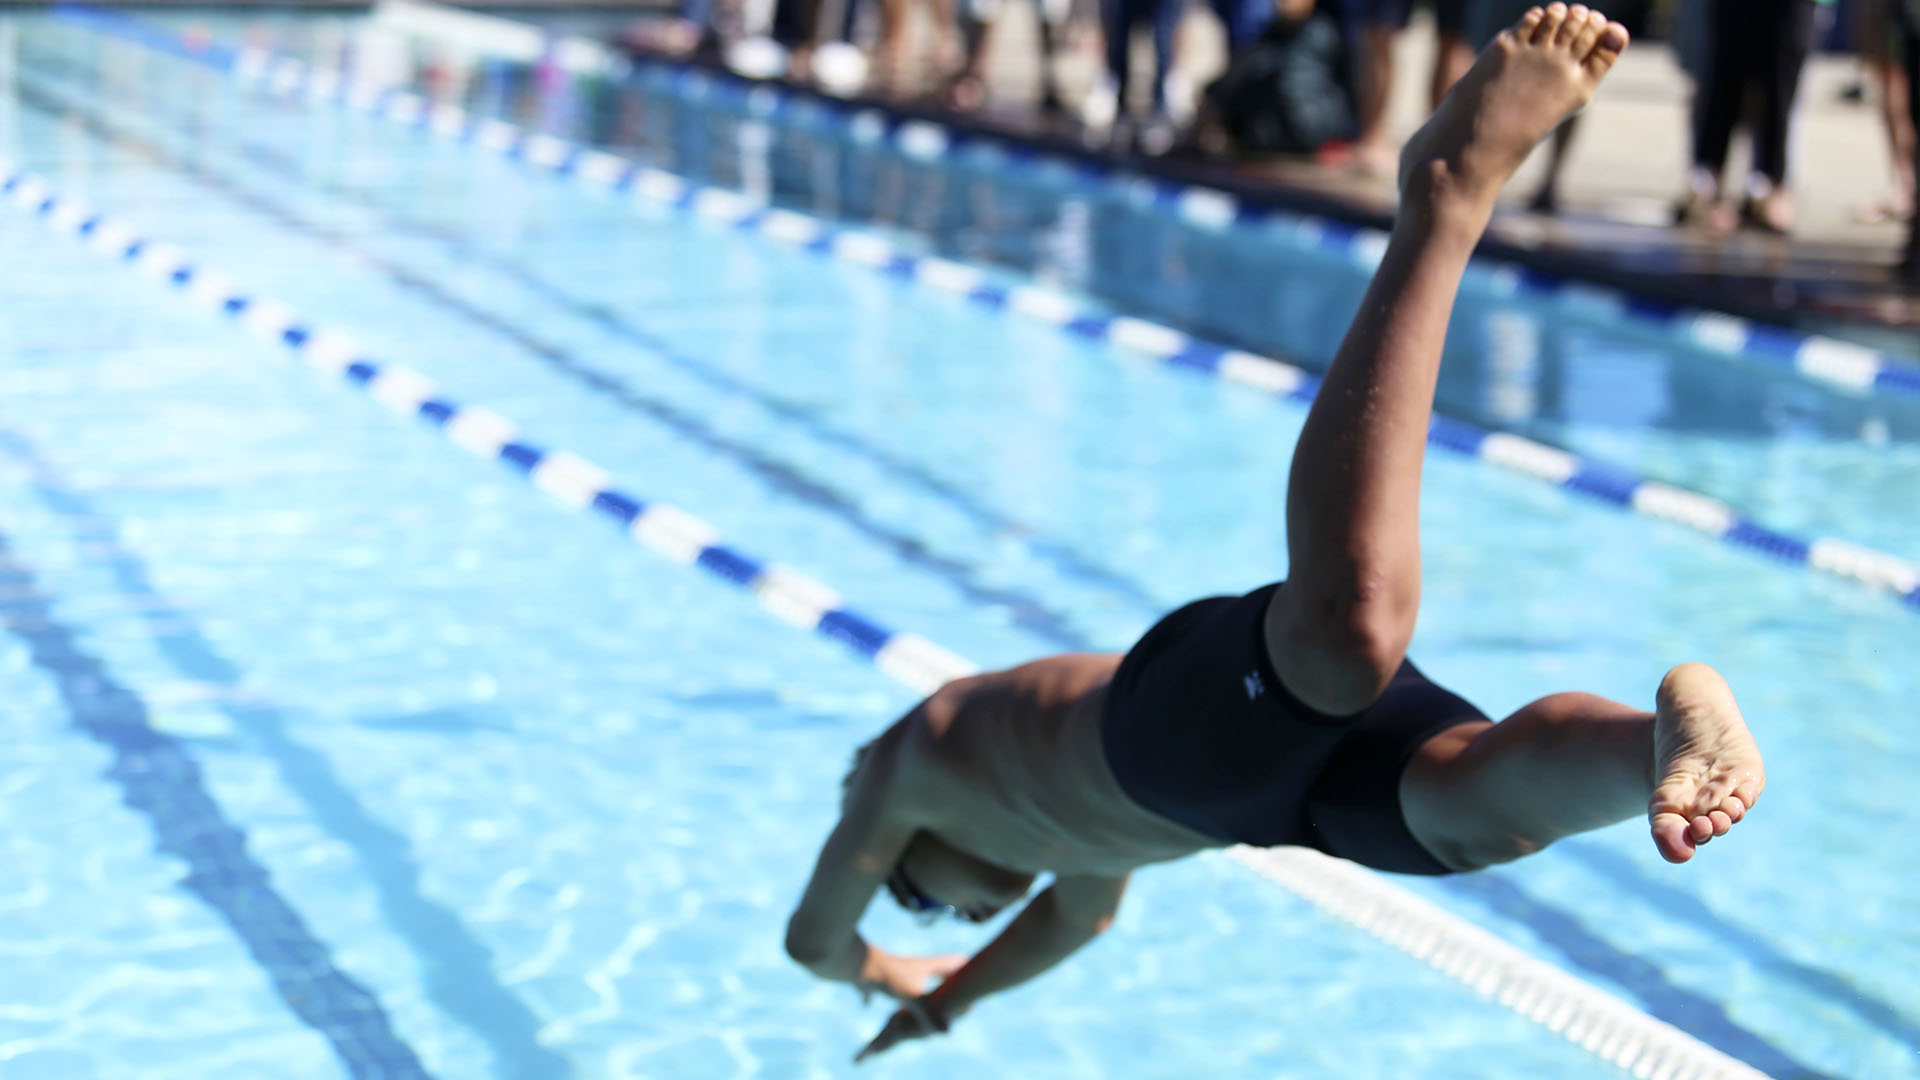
[0,151,1775,1080]
[38,6,1920,615]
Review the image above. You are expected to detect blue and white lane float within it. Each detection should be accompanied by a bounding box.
[53,1,1920,406]
[0,156,1770,1080]
[0,164,971,699]
[45,5,1920,615]
[627,59,1920,404]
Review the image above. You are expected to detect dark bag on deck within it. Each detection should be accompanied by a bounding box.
[1206,12,1356,156]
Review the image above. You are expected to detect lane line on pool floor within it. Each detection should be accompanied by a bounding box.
[0,527,437,1080]
[47,5,1920,618]
[0,157,1772,1080]
[0,428,578,1080]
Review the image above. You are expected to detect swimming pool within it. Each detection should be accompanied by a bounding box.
[3,9,1917,1078]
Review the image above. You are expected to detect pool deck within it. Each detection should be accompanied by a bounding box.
[686,9,1920,349]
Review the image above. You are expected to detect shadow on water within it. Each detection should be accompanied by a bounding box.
[1559,839,1920,1052]
[1444,870,1840,1080]
[355,704,520,735]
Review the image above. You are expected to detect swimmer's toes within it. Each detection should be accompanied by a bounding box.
[1652,813,1695,864]
[1568,9,1604,56]
[1554,5,1588,46]
[1648,772,1703,819]
[1584,20,1629,74]
[1530,3,1568,43]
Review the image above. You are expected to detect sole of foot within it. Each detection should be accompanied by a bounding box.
[1650,662,1766,864]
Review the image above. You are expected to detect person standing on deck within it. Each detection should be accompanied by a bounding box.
[1675,0,1831,233]
[1897,0,1920,281]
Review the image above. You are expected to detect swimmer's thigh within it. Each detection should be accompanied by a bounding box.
[1301,662,1487,875]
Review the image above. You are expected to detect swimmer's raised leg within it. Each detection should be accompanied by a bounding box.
[1266,3,1631,716]
[1263,6,1766,868]
[1401,664,1766,868]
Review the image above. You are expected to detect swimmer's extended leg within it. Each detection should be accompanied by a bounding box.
[1401,663,1767,868]
[1264,4,1629,717]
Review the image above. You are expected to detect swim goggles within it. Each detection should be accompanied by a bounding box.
[885,864,993,924]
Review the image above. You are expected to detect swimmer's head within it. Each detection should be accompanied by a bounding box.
[842,738,1034,922]
[886,831,1037,924]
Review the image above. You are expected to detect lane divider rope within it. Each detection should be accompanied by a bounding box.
[0,160,973,699]
[46,5,1920,616]
[350,0,1920,403]
[112,0,1920,405]
[0,154,1771,1080]
[623,58,1920,404]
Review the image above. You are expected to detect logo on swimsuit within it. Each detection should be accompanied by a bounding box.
[1244,671,1265,701]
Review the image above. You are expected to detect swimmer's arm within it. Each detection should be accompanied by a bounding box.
[926,873,1128,1020]
[785,732,921,987]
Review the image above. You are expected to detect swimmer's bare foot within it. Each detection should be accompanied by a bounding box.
[1649,662,1765,864]
[1397,3,1629,214]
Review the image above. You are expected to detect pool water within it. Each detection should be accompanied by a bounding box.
[2,11,1917,1079]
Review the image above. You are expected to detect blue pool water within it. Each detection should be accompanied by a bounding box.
[3,11,1918,1078]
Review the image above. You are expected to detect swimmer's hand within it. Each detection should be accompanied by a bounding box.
[854,994,960,1063]
[855,947,967,1002]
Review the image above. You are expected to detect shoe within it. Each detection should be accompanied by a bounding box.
[1739,195,1792,235]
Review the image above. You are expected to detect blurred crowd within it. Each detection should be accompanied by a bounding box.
[624,0,1920,278]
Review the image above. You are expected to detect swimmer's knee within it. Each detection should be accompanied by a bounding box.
[1400,710,1590,873]
[1419,829,1546,874]
[1405,776,1548,872]
[1265,584,1413,716]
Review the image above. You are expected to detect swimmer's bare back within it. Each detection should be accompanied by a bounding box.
[890,654,1221,879]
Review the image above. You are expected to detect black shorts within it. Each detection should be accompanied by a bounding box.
[1100,583,1487,875]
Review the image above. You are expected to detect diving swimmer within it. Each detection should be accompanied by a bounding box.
[785,6,1767,1061]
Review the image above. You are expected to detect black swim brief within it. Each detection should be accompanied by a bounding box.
[1100,582,1488,875]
